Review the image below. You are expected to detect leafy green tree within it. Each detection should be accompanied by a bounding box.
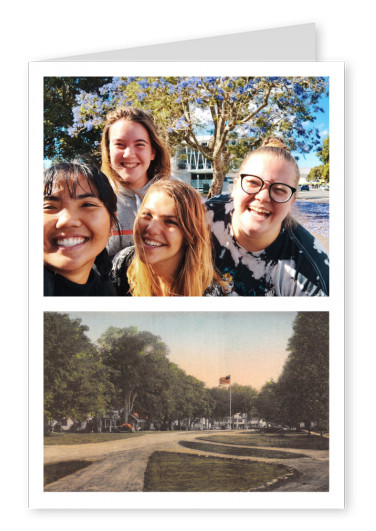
[307,165,323,182]
[44,77,111,160]
[48,76,328,196]
[181,376,214,428]
[208,386,231,420]
[277,312,329,434]
[44,313,113,432]
[231,384,258,415]
[255,380,281,422]
[317,135,329,165]
[317,135,329,182]
[307,136,329,183]
[98,326,170,423]
[98,326,215,430]
[135,357,180,430]
[208,384,257,425]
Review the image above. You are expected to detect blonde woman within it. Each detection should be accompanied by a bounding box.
[206,137,329,296]
[101,106,171,257]
[111,180,226,296]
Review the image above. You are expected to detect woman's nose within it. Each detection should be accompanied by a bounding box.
[55,208,81,228]
[122,146,134,158]
[254,183,271,201]
[146,218,161,234]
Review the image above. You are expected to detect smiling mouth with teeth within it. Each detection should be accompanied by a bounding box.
[248,206,271,218]
[122,163,138,168]
[54,237,88,248]
[143,239,165,248]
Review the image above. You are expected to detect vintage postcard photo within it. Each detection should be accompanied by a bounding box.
[42,311,331,498]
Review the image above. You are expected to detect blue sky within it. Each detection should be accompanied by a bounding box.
[294,92,329,169]
[68,311,297,390]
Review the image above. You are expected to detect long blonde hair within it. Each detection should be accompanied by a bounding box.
[100,107,171,192]
[127,180,222,296]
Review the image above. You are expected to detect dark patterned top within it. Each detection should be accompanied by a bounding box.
[111,246,226,297]
[205,194,329,297]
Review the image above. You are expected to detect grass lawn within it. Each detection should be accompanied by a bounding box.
[198,432,329,450]
[143,451,292,492]
[44,432,145,446]
[179,440,307,459]
[44,460,94,486]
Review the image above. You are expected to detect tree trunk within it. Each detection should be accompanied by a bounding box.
[207,151,230,198]
[123,389,136,424]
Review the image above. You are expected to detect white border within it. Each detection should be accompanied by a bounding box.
[29,61,344,509]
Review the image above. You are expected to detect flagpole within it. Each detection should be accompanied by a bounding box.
[229,379,232,430]
[219,375,232,430]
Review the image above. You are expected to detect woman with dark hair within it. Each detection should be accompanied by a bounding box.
[206,137,329,296]
[101,106,171,257]
[111,180,226,296]
[43,158,118,296]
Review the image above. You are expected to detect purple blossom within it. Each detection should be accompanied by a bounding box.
[137,78,150,89]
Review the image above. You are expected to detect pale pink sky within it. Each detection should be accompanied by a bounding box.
[69,311,297,390]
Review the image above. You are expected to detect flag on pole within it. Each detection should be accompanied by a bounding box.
[219,375,231,385]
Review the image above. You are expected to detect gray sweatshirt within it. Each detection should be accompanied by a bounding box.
[106,180,154,258]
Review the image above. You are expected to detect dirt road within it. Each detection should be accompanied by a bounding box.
[44,431,329,492]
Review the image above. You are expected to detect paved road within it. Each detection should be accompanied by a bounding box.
[293,190,329,251]
[44,431,329,492]
[297,189,329,204]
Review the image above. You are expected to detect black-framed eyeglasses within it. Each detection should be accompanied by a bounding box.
[240,174,296,203]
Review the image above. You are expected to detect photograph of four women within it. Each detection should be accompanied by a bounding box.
[43,106,329,297]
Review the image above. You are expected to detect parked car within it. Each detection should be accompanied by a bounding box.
[320,184,329,191]
[117,423,135,433]
[300,184,310,191]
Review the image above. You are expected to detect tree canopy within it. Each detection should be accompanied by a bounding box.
[44,312,113,428]
[208,383,257,422]
[251,313,329,434]
[307,135,329,183]
[44,313,329,434]
[44,77,111,161]
[276,312,329,432]
[98,326,170,423]
[45,75,328,196]
[255,380,281,422]
[98,326,215,429]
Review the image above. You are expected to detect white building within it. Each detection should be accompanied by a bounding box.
[171,137,235,194]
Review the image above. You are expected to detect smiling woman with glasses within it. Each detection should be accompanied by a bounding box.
[240,174,297,202]
[206,137,329,296]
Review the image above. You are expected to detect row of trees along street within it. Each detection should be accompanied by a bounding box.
[44,312,329,436]
[307,136,330,183]
[44,76,328,197]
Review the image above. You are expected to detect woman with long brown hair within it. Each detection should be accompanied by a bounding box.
[101,106,171,257]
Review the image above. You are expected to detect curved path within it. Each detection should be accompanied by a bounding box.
[44,431,329,492]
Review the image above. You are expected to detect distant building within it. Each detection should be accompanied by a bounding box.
[299,167,311,185]
[172,138,320,195]
[171,136,235,194]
